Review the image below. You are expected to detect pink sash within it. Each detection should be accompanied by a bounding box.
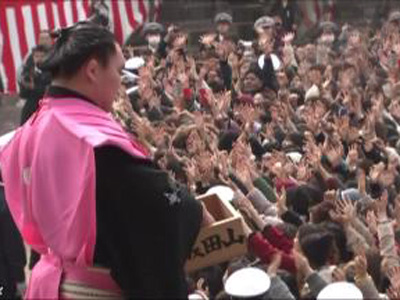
[0,97,149,299]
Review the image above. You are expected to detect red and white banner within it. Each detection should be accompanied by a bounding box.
[0,0,160,93]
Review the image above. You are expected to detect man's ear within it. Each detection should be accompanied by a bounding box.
[85,58,99,83]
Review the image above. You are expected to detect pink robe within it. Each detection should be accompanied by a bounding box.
[0,97,149,299]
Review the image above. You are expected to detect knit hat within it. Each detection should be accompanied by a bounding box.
[254,16,275,30]
[214,12,233,24]
[142,22,164,36]
[319,21,338,33]
[389,10,400,23]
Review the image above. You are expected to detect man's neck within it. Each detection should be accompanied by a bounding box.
[51,79,93,102]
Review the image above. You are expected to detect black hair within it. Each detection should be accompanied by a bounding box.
[309,64,325,73]
[299,229,335,269]
[191,266,224,298]
[323,221,352,263]
[41,21,116,79]
[287,185,313,217]
[244,63,264,82]
[369,182,383,199]
[32,44,48,53]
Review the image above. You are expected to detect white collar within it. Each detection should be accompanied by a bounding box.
[258,54,281,71]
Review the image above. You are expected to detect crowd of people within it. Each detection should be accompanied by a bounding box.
[113,6,400,300]
[3,0,400,299]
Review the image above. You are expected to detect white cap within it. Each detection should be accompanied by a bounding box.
[286,152,302,164]
[206,186,235,203]
[317,282,363,300]
[305,84,320,102]
[188,293,206,300]
[124,57,145,71]
[224,267,271,298]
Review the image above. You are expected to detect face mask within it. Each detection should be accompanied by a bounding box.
[147,35,161,47]
[321,33,335,43]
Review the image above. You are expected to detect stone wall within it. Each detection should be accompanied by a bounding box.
[159,0,400,47]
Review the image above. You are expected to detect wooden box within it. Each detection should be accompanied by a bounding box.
[185,193,248,273]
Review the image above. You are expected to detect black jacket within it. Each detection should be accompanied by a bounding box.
[94,146,202,298]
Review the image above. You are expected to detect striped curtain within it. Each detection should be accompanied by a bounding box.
[0,0,161,93]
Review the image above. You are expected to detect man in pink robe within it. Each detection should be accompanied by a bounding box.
[0,22,202,299]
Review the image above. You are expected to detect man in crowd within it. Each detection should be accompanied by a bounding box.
[142,22,165,56]
[18,30,53,124]
[19,45,51,125]
[270,0,301,33]
[214,12,234,43]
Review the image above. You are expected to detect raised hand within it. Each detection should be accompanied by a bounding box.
[217,150,230,179]
[387,285,400,300]
[388,266,400,292]
[346,144,359,165]
[195,151,215,183]
[332,267,346,282]
[186,129,203,155]
[199,33,217,46]
[276,188,288,217]
[335,195,356,224]
[235,161,254,190]
[354,252,368,279]
[237,193,255,213]
[376,189,388,220]
[365,210,378,236]
[326,145,343,167]
[184,159,197,188]
[282,32,295,45]
[216,91,232,115]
